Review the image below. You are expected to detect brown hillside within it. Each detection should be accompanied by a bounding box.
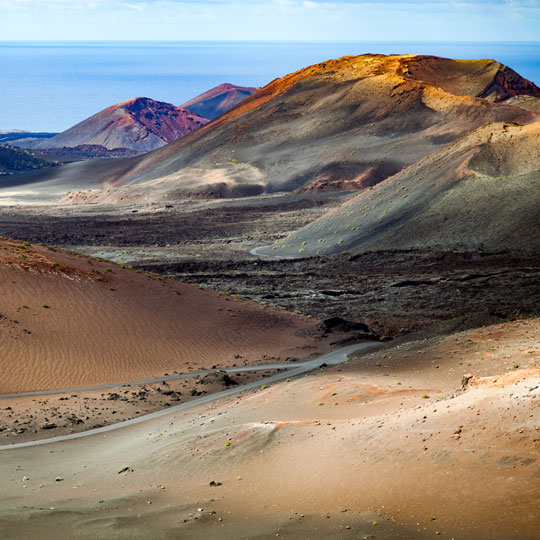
[180,83,258,120]
[0,237,321,393]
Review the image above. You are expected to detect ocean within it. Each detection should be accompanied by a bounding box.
[1,41,540,133]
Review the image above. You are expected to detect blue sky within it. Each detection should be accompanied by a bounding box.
[0,0,540,41]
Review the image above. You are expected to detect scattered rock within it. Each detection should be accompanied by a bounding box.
[461,374,474,390]
[319,317,370,334]
[198,370,238,387]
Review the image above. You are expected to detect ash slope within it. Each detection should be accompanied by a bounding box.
[36,97,209,153]
[179,83,258,120]
[5,54,540,202]
[265,120,540,257]
[0,237,319,394]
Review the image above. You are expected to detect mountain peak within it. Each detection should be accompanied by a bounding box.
[37,97,209,152]
[180,83,258,120]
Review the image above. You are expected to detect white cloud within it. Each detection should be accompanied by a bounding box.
[0,0,539,40]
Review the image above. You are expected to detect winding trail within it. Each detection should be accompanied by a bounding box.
[249,245,279,258]
[0,342,379,450]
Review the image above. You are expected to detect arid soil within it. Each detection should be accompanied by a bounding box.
[1,316,539,539]
[1,193,539,540]
[0,368,286,444]
[268,121,540,257]
[0,193,347,257]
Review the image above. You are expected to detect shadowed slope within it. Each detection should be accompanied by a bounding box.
[36,97,209,153]
[0,145,57,175]
[262,120,540,257]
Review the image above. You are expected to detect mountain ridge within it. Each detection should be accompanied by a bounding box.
[4,54,540,202]
[62,54,540,201]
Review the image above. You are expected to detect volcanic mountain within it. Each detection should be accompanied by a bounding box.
[4,54,540,202]
[261,119,540,257]
[180,83,258,120]
[36,97,209,153]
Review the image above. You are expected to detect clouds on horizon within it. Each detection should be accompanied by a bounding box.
[1,0,539,40]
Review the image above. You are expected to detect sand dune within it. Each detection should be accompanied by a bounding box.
[0,238,321,393]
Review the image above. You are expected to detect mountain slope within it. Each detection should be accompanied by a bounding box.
[36,97,209,153]
[180,83,258,120]
[180,83,257,120]
[4,54,540,202]
[0,144,57,175]
[0,132,57,148]
[260,120,540,257]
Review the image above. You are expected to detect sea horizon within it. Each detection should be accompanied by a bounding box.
[2,40,540,132]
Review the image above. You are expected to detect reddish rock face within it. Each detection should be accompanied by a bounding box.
[37,97,209,152]
[119,97,209,144]
[480,67,540,102]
